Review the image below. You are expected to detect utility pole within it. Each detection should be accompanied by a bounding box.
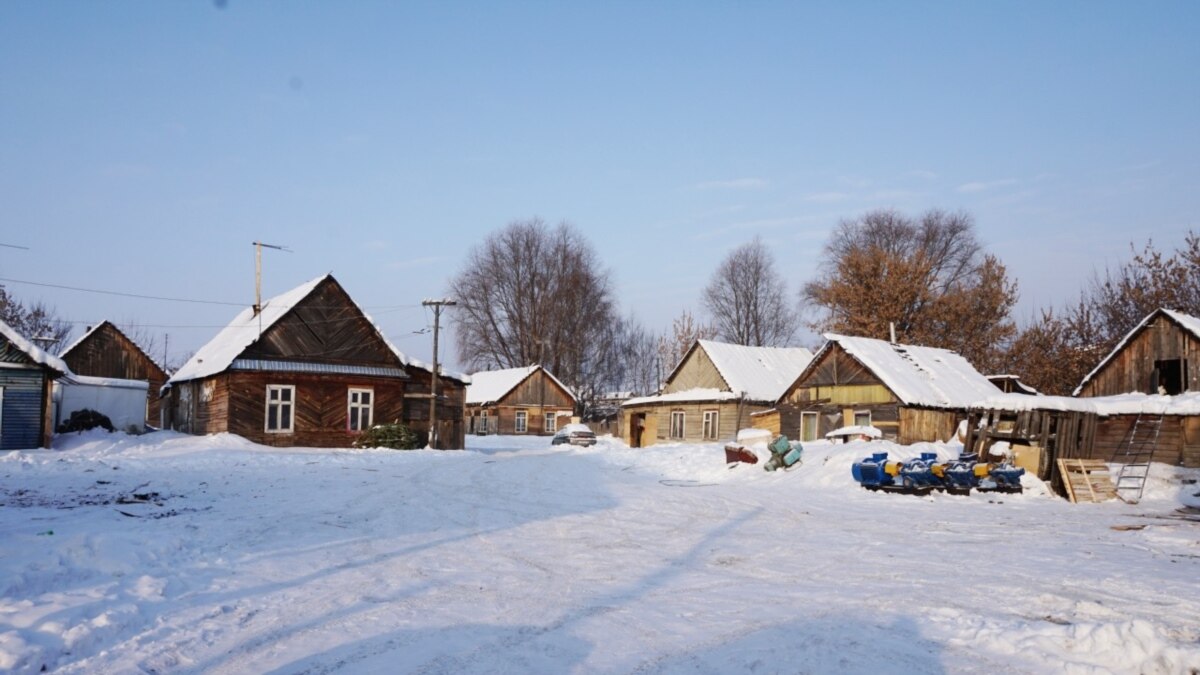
[422,298,457,449]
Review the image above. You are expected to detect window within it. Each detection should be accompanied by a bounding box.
[854,410,872,427]
[544,412,557,434]
[702,410,719,440]
[515,410,528,433]
[1153,359,1187,395]
[265,385,295,433]
[348,388,373,432]
[801,412,819,442]
[670,411,685,439]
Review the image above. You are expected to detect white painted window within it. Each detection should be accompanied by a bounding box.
[265,385,295,433]
[702,410,719,440]
[544,412,557,434]
[515,410,528,433]
[670,411,685,439]
[801,412,819,442]
[854,410,872,427]
[348,388,373,432]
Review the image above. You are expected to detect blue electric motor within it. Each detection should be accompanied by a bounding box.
[850,451,894,488]
[897,452,942,491]
[980,463,1025,493]
[943,453,980,493]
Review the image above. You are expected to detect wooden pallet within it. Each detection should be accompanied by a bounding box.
[1057,458,1118,503]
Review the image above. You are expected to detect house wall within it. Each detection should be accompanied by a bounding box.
[622,400,762,447]
[0,366,50,450]
[464,403,573,436]
[897,408,960,445]
[1091,414,1199,467]
[1079,314,1200,397]
[61,323,169,427]
[663,348,726,393]
[404,368,466,449]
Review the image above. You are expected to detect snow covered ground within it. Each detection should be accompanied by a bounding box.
[2,431,1199,674]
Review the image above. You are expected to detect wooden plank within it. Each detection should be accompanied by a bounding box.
[1056,458,1117,503]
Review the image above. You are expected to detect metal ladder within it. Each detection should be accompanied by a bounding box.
[1113,413,1163,503]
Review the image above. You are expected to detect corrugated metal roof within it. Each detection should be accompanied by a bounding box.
[230,359,410,378]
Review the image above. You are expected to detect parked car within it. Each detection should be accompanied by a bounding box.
[552,423,597,447]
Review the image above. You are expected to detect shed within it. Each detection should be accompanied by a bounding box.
[60,320,170,428]
[777,334,1001,444]
[621,340,813,447]
[0,319,68,449]
[464,365,576,436]
[1076,308,1200,397]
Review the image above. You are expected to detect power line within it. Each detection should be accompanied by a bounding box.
[0,277,244,306]
[0,276,423,311]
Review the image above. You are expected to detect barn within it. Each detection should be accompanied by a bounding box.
[776,334,1000,445]
[59,320,169,428]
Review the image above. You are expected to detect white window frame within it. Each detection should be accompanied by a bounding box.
[854,410,872,427]
[702,410,719,440]
[515,409,528,433]
[265,384,295,433]
[544,412,557,434]
[801,412,819,442]
[670,411,685,439]
[348,387,373,432]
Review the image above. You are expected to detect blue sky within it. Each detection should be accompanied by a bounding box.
[2,1,1197,369]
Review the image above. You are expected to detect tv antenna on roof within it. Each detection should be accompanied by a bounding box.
[252,241,291,316]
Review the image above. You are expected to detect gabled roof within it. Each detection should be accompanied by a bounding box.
[1074,308,1200,396]
[168,274,467,385]
[693,340,814,403]
[60,320,169,376]
[465,365,575,406]
[801,333,1000,409]
[0,319,69,376]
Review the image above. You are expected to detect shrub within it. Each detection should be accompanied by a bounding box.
[353,422,423,450]
[57,409,114,433]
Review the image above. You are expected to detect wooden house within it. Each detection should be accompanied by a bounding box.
[162,274,467,449]
[0,319,68,449]
[464,365,576,436]
[621,340,813,447]
[777,334,1000,445]
[59,320,169,428]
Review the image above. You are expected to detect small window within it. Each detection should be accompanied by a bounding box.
[348,388,373,432]
[1153,359,1186,395]
[801,412,819,442]
[702,410,719,440]
[854,410,872,427]
[670,411,685,439]
[544,412,557,434]
[266,385,295,433]
[515,410,528,433]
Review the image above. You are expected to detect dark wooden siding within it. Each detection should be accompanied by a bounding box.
[404,367,466,449]
[61,322,169,427]
[0,367,49,450]
[1079,313,1200,397]
[223,371,408,448]
[240,279,403,368]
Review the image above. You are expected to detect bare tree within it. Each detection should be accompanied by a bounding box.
[803,209,1017,371]
[1006,232,1200,394]
[0,286,73,351]
[702,237,798,347]
[618,316,662,396]
[449,218,619,410]
[656,309,717,376]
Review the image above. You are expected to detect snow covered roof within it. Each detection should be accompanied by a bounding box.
[1074,308,1200,396]
[814,334,1000,409]
[167,275,467,386]
[623,388,741,407]
[673,340,814,403]
[0,319,69,376]
[974,391,1200,416]
[465,365,574,405]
